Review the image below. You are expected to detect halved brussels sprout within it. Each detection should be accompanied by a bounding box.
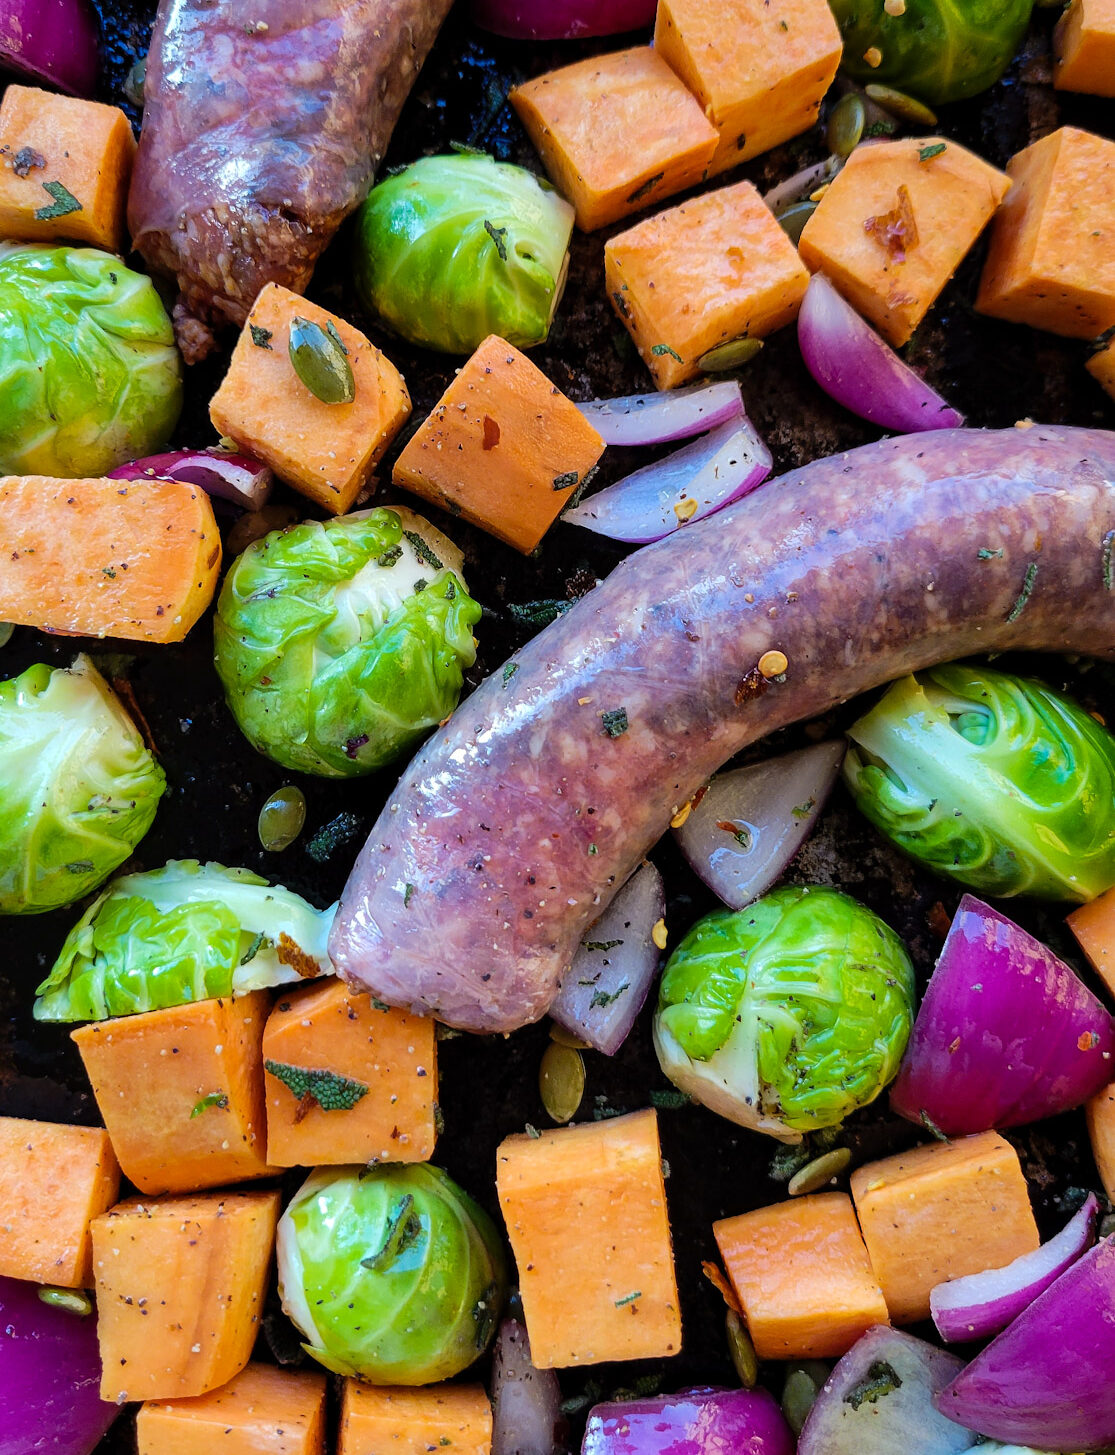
[0,243,182,477]
[0,656,165,915]
[844,663,1115,901]
[654,886,915,1141]
[213,507,482,778]
[277,1164,507,1383]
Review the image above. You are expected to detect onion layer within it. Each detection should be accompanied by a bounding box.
[470,0,654,37]
[576,381,744,446]
[108,448,274,510]
[0,0,98,96]
[491,1318,562,1455]
[582,1386,793,1455]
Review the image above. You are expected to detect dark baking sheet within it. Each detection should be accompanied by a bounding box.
[2,4,1114,1450]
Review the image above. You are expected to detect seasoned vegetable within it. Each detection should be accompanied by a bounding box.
[213,507,481,777]
[34,859,334,1023]
[653,886,915,1139]
[276,1163,506,1383]
[0,243,181,477]
[353,154,573,354]
[844,663,1115,901]
[0,656,165,915]
[136,1363,328,1455]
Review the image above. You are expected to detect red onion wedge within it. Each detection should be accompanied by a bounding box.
[575,381,744,447]
[562,417,771,544]
[108,448,274,510]
[798,275,964,433]
[931,1193,1098,1344]
[890,895,1115,1135]
[549,860,664,1055]
[491,1318,562,1455]
[471,0,655,38]
[763,157,841,217]
[936,1234,1115,1450]
[673,742,845,910]
[0,1275,118,1455]
[798,1326,975,1455]
[582,1386,793,1455]
[0,0,98,97]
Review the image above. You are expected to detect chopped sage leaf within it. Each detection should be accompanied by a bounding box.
[844,1360,903,1410]
[590,982,629,1009]
[483,219,508,261]
[265,1060,369,1111]
[1006,561,1039,622]
[34,180,82,221]
[600,707,629,738]
[614,1290,642,1307]
[585,939,623,952]
[977,546,1003,560]
[403,882,415,908]
[1103,530,1114,592]
[404,530,444,571]
[918,143,947,162]
[503,661,520,686]
[626,172,664,204]
[507,599,571,629]
[553,471,580,492]
[239,931,266,966]
[250,324,273,350]
[651,344,684,362]
[191,1091,229,1118]
[376,544,403,568]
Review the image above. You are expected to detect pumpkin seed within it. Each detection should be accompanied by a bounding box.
[787,1146,852,1196]
[782,1364,826,1434]
[726,1308,759,1388]
[258,785,307,852]
[548,1021,591,1050]
[698,336,764,372]
[288,316,355,404]
[865,83,938,127]
[776,200,817,246]
[539,1042,585,1124]
[123,55,147,109]
[826,93,866,158]
[0,623,13,649]
[38,1286,93,1316]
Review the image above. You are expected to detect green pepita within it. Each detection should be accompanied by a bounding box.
[726,1308,759,1388]
[698,336,765,372]
[123,55,147,109]
[776,200,817,246]
[865,84,939,128]
[0,623,13,649]
[288,316,355,404]
[548,1020,591,1050]
[539,1041,585,1124]
[258,785,307,852]
[787,1145,852,1196]
[782,1364,827,1434]
[38,1286,93,1316]
[826,93,866,158]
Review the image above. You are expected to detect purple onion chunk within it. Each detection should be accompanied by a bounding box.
[471,0,655,38]
[0,0,98,96]
[491,1318,562,1455]
[582,1386,793,1455]
[108,448,274,510]
[575,381,744,446]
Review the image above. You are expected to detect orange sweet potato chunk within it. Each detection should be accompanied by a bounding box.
[655,0,841,174]
[1054,0,1115,96]
[605,179,809,388]
[799,137,1010,348]
[1088,340,1115,403]
[92,1189,280,1403]
[1067,887,1115,997]
[137,1362,327,1455]
[210,282,411,515]
[0,475,220,643]
[850,1131,1039,1324]
[339,1382,492,1455]
[262,978,437,1168]
[0,85,136,251]
[976,127,1115,339]
[392,335,604,554]
[510,47,718,232]
[495,1108,681,1368]
[1087,1084,1115,1200]
[0,1116,119,1287]
[714,1192,889,1360]
[72,991,277,1196]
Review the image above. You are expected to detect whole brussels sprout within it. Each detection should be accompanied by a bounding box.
[213,507,482,778]
[0,655,165,915]
[353,153,574,354]
[654,887,915,1140]
[844,663,1115,901]
[830,0,1033,104]
[277,1164,507,1383]
[0,243,182,477]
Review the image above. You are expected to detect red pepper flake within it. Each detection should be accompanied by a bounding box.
[481,415,500,451]
[865,184,919,262]
[1078,1030,1101,1051]
[701,1260,742,1315]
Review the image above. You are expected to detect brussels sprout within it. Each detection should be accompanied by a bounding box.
[0,656,165,915]
[0,243,182,477]
[213,507,482,778]
[353,153,574,354]
[34,859,334,1022]
[844,663,1115,902]
[276,1164,507,1383]
[653,886,915,1140]
[830,0,1032,105]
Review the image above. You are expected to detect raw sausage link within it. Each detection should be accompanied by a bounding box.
[329,427,1115,1033]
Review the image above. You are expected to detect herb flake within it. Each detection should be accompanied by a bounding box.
[977,546,1003,560]
[376,544,403,569]
[590,982,629,1008]
[362,1193,421,1271]
[585,939,623,952]
[626,172,664,204]
[503,661,520,687]
[190,1092,229,1118]
[918,142,947,162]
[265,1061,369,1112]
[404,529,444,571]
[34,180,82,221]
[844,1360,903,1410]
[250,324,273,350]
[507,599,571,629]
[600,707,629,738]
[403,882,415,908]
[1103,530,1114,591]
[651,343,684,362]
[614,1290,642,1307]
[483,219,508,261]
[553,471,580,492]
[1006,561,1039,622]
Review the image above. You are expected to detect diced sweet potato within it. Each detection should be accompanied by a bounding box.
[0,1116,119,1287]
[850,1131,1039,1324]
[262,977,438,1167]
[137,1363,327,1455]
[1087,340,1115,403]
[654,0,842,175]
[799,137,1010,348]
[0,475,220,643]
[605,180,809,388]
[71,991,277,1196]
[1054,0,1115,96]
[1067,887,1115,998]
[210,282,411,515]
[510,48,718,232]
[339,1382,492,1455]
[713,1192,889,1360]
[392,335,605,554]
[92,1189,280,1402]
[1087,1084,1115,1200]
[976,127,1115,339]
[0,85,136,251]
[495,1108,681,1368]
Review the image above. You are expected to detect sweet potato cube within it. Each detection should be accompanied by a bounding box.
[1087,1084,1115,1200]
[71,991,277,1196]
[655,0,842,175]
[392,335,604,554]
[1067,887,1115,997]
[262,977,437,1167]
[339,1382,492,1455]
[976,127,1115,339]
[0,85,136,251]
[605,180,809,389]
[713,1192,889,1360]
[92,1189,280,1403]
[799,137,1010,348]
[850,1131,1039,1324]
[1087,340,1115,404]
[1055,0,1115,96]
[495,1108,681,1368]
[0,1116,119,1287]
[510,48,718,232]
[137,1363,327,1455]
[210,282,411,515]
